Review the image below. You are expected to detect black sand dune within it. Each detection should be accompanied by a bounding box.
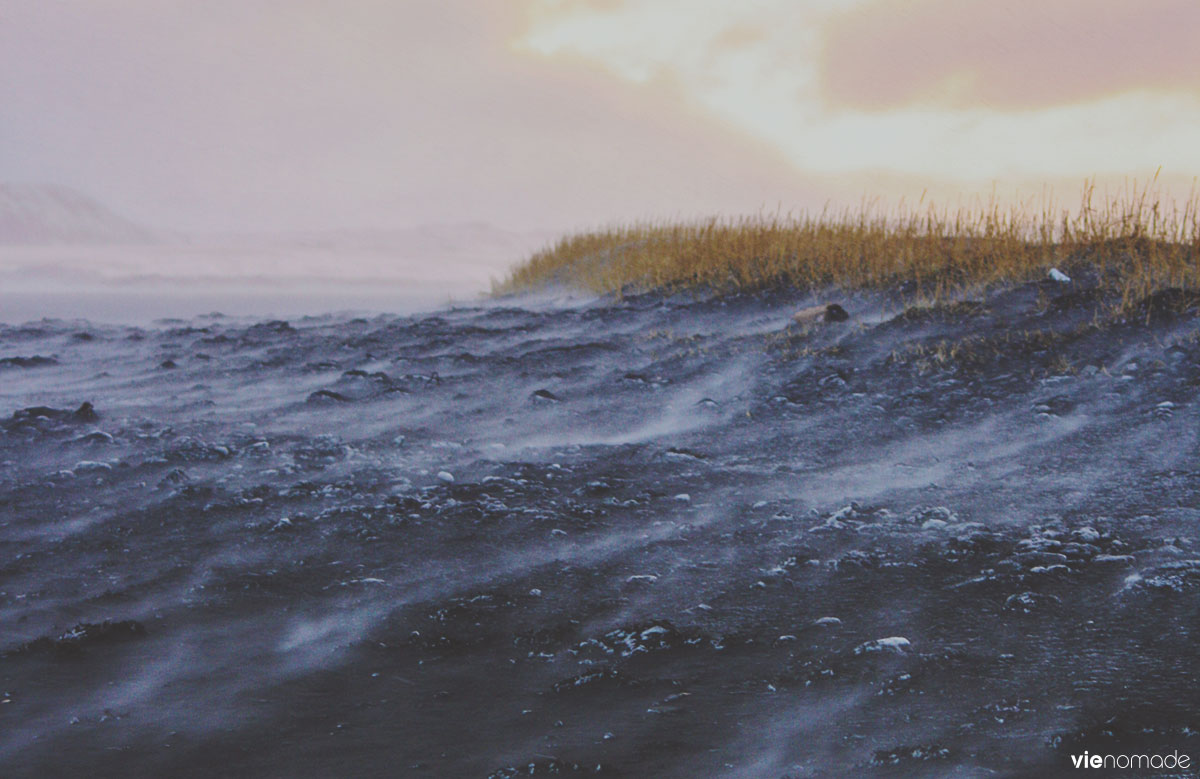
[2,278,1199,776]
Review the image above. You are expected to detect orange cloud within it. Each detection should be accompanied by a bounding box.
[821,0,1200,110]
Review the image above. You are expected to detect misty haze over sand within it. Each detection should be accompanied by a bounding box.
[0,184,556,323]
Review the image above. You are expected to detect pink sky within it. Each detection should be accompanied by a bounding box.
[2,0,1197,235]
[822,0,1200,109]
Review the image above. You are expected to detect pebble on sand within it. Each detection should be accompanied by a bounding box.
[793,302,850,324]
[855,636,911,654]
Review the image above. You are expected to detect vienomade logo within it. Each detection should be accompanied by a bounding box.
[1070,751,1190,770]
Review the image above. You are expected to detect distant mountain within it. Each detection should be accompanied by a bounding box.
[218,222,559,259]
[0,183,156,245]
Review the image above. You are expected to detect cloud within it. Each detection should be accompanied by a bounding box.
[820,0,1200,110]
[518,0,1200,185]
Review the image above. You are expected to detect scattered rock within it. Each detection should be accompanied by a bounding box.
[871,744,951,767]
[793,303,849,324]
[1010,551,1070,569]
[7,402,98,429]
[551,667,625,694]
[1003,592,1061,613]
[855,636,911,654]
[1032,395,1075,417]
[242,441,271,457]
[73,460,113,473]
[488,760,608,778]
[816,502,891,530]
[9,621,146,657]
[823,303,850,322]
[306,389,351,403]
[158,468,189,487]
[164,437,232,462]
[0,356,57,369]
[909,506,959,527]
[73,431,114,445]
[572,620,696,661]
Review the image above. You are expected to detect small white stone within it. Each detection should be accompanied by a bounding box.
[855,636,910,654]
[436,470,454,483]
[1092,554,1134,565]
[74,460,112,473]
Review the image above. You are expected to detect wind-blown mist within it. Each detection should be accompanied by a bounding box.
[4,276,1199,775]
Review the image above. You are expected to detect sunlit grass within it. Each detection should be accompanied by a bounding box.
[496,176,1200,309]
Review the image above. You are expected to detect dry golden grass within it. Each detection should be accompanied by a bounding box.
[496,177,1200,308]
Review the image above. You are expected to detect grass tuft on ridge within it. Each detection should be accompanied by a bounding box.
[496,177,1200,309]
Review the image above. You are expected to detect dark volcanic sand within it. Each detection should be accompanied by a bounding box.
[2,280,1199,777]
